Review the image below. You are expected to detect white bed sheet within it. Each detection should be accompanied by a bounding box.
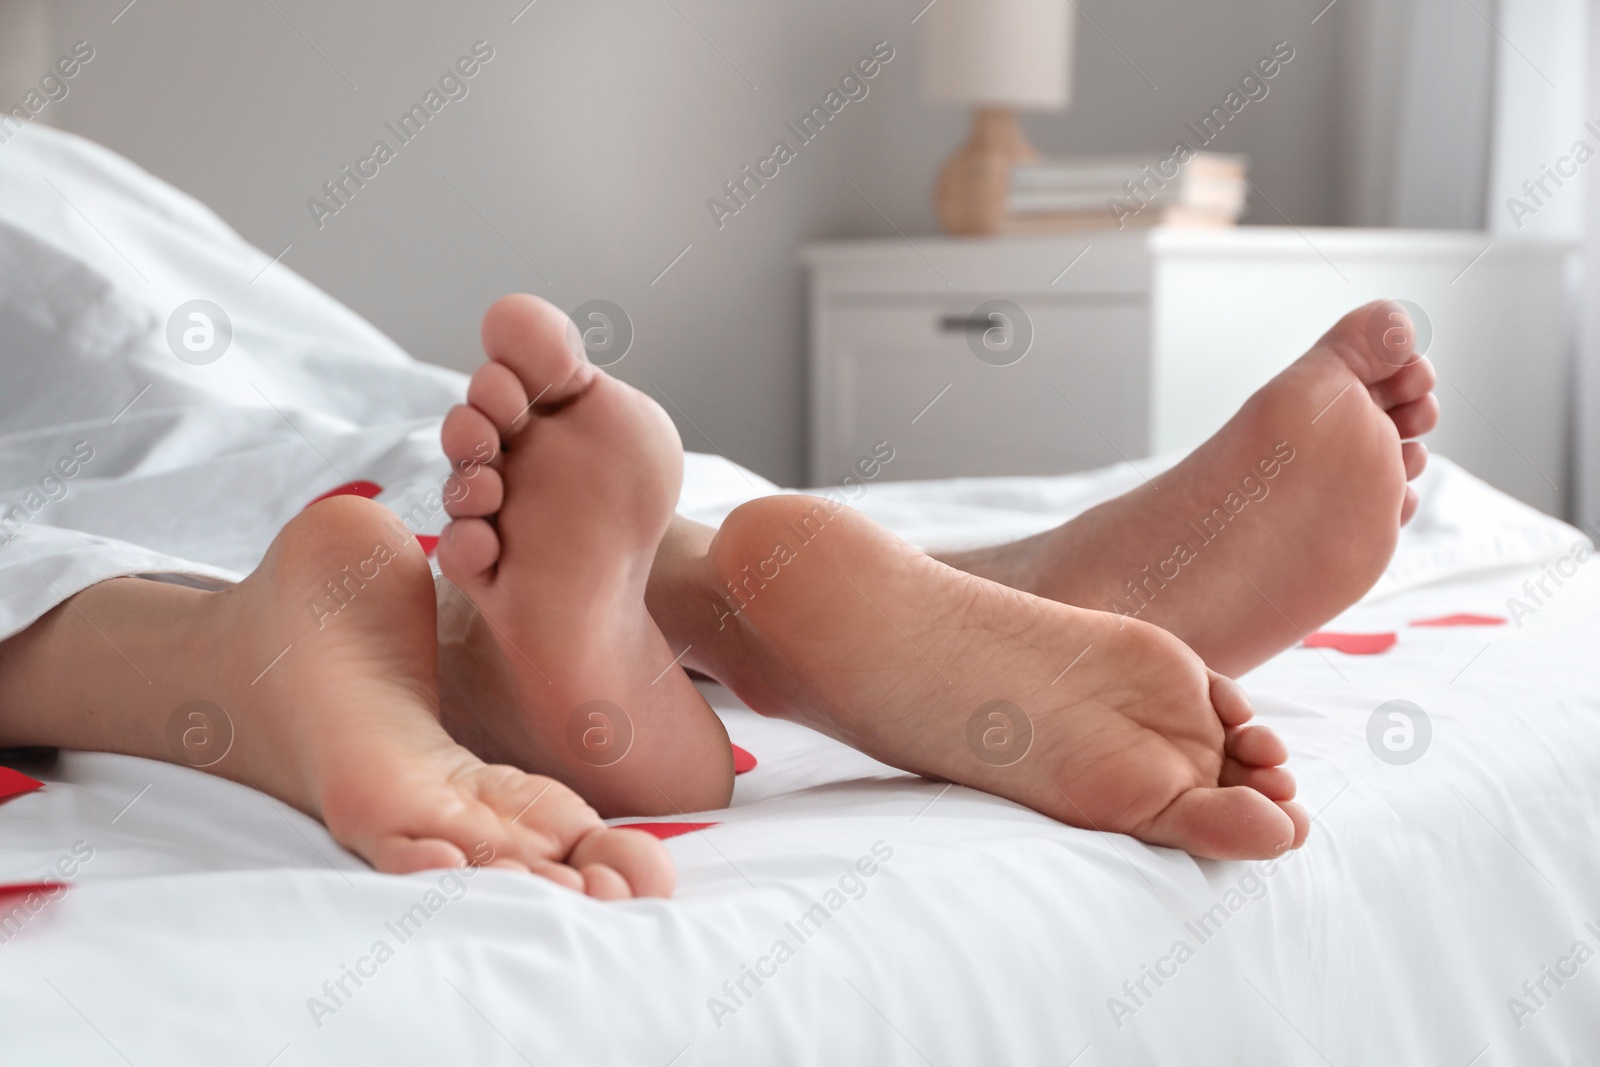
[4,457,1598,1067]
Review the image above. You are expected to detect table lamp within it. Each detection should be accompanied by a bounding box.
[923,0,1075,235]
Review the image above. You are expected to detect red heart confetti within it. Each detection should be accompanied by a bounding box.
[731,744,757,775]
[1302,631,1397,655]
[1410,613,1506,628]
[0,766,44,803]
[302,483,440,556]
[307,480,384,505]
[0,881,68,905]
[614,821,719,840]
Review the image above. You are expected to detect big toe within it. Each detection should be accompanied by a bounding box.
[1321,299,1432,382]
[481,293,595,410]
[1145,785,1306,860]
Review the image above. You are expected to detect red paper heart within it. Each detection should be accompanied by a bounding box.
[303,483,439,555]
[731,743,757,775]
[0,881,68,904]
[0,766,44,803]
[614,821,719,840]
[307,480,384,505]
[1302,631,1397,655]
[1410,613,1506,628]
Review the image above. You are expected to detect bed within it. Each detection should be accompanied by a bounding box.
[3,451,1597,1066]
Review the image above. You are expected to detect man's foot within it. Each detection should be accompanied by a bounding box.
[435,294,734,818]
[940,300,1440,676]
[662,495,1309,860]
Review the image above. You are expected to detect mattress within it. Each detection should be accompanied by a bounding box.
[3,454,1598,1067]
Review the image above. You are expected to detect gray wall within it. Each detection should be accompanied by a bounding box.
[27,0,1363,484]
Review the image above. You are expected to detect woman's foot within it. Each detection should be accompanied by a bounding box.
[939,300,1440,676]
[0,494,673,898]
[435,294,734,818]
[655,496,1309,860]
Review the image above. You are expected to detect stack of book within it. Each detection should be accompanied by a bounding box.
[1001,152,1249,234]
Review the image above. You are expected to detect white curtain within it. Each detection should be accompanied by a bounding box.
[1582,1,1600,535]
[1340,0,1499,229]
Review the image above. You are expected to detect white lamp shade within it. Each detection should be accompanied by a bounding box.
[923,0,1074,109]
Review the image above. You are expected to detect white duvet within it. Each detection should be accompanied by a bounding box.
[3,126,1600,1066]
[4,457,1600,1067]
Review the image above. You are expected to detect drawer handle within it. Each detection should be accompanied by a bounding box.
[938,315,1003,332]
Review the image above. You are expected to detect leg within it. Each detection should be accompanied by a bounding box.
[938,300,1440,676]
[0,495,672,898]
[646,507,1306,861]
[433,294,735,819]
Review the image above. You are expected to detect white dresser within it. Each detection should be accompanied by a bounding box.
[803,229,1571,515]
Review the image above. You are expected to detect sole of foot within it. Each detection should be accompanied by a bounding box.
[944,299,1440,676]
[702,493,1310,861]
[435,293,734,818]
[212,494,674,897]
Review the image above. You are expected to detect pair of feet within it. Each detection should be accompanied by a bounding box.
[171,295,1439,898]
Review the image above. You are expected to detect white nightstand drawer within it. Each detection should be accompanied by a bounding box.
[806,231,1571,513]
[815,297,1149,483]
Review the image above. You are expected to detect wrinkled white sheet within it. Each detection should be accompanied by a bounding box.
[3,463,1598,1067]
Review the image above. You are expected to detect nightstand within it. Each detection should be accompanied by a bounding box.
[802,229,1570,515]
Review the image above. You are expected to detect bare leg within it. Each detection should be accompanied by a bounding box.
[0,495,672,898]
[937,300,1440,676]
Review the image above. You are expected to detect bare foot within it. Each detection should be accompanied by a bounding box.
[940,300,1440,676]
[435,294,734,818]
[0,494,674,898]
[668,495,1309,860]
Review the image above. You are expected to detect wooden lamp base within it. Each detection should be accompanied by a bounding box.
[934,106,1038,236]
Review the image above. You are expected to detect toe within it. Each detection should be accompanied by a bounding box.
[1369,355,1436,409]
[1144,785,1301,860]
[1220,760,1297,801]
[1401,440,1428,481]
[1402,485,1420,524]
[1323,300,1426,380]
[1208,672,1254,728]
[445,466,504,518]
[438,518,501,586]
[370,835,468,875]
[1389,394,1440,440]
[528,861,586,893]
[467,363,532,435]
[1225,723,1287,767]
[443,403,502,469]
[571,827,676,898]
[578,864,633,901]
[1281,799,1311,849]
[481,293,596,410]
